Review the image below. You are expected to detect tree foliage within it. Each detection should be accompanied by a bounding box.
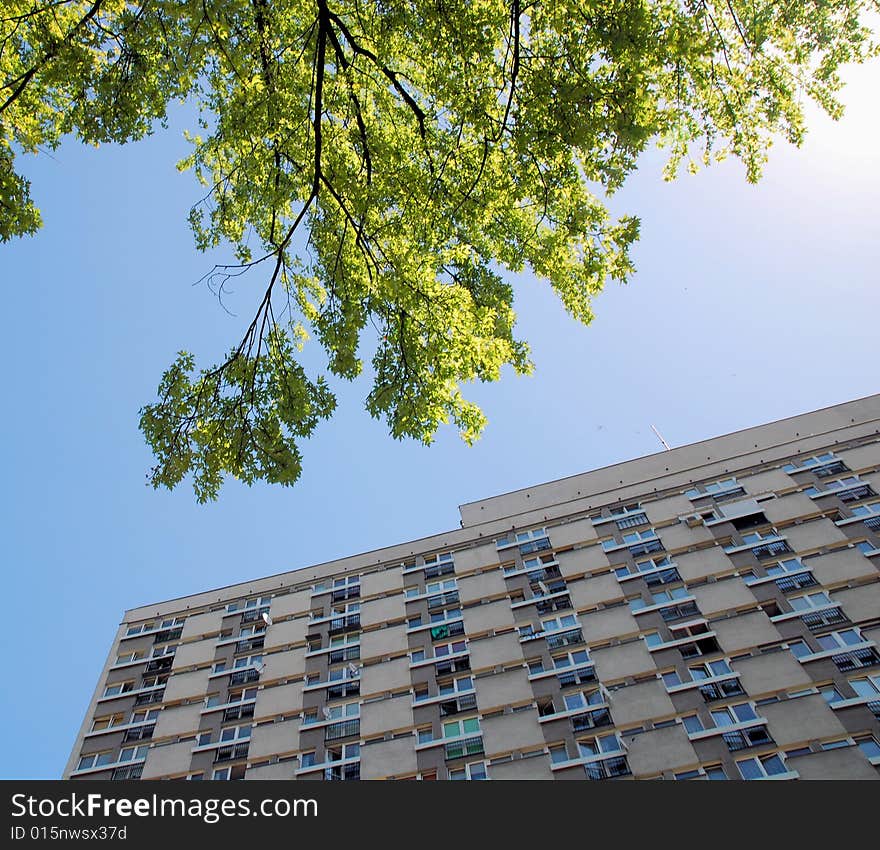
[2,0,877,499]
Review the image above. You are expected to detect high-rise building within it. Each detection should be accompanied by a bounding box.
[65,395,880,781]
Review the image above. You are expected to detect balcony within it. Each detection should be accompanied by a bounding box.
[831,648,880,672]
[240,609,268,624]
[435,656,471,676]
[722,727,774,752]
[229,668,260,686]
[122,724,155,743]
[659,601,701,623]
[444,735,484,761]
[546,628,584,650]
[557,664,597,688]
[325,763,360,781]
[223,704,255,723]
[427,621,466,641]
[325,719,360,741]
[424,560,455,579]
[585,756,631,780]
[144,656,173,674]
[331,586,361,603]
[327,681,360,700]
[427,591,460,610]
[153,627,183,644]
[133,689,165,707]
[571,707,612,733]
[698,679,746,701]
[328,614,361,636]
[214,742,250,763]
[615,512,649,530]
[774,571,818,592]
[439,693,478,717]
[111,765,143,780]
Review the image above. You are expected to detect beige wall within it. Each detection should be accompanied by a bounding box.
[490,756,555,780]
[675,547,735,583]
[263,647,306,681]
[691,579,755,617]
[593,641,654,683]
[627,726,698,776]
[360,737,417,779]
[359,595,404,628]
[714,611,781,653]
[165,669,212,703]
[180,609,225,641]
[474,668,531,709]
[360,624,408,660]
[361,694,412,737]
[763,493,819,525]
[452,542,500,572]
[579,607,640,644]
[762,694,847,748]
[742,468,795,495]
[833,582,880,625]
[263,618,308,650]
[548,517,598,549]
[645,494,694,525]
[608,680,675,727]
[837,443,880,471]
[569,574,623,610]
[468,632,523,671]
[254,681,304,719]
[173,640,216,670]
[810,549,879,585]
[732,652,813,697]
[141,741,194,779]
[557,546,611,579]
[269,589,312,619]
[245,761,297,780]
[153,703,203,739]
[785,518,848,553]
[360,657,410,696]
[786,747,879,780]
[481,708,544,755]
[457,570,507,603]
[360,568,402,598]
[462,599,515,635]
[249,718,300,760]
[659,522,715,551]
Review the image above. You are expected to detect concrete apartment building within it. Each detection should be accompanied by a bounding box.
[65,395,880,781]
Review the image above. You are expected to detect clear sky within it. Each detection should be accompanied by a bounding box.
[2,60,878,780]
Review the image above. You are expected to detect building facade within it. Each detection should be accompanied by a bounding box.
[65,395,880,781]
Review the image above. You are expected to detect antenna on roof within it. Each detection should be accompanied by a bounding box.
[651,424,672,451]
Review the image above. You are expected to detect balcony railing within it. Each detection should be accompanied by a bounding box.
[752,540,792,559]
[111,765,143,780]
[328,614,361,636]
[429,621,466,641]
[327,681,360,700]
[571,707,612,733]
[235,637,265,653]
[134,690,165,707]
[699,679,745,702]
[546,628,584,650]
[557,665,596,688]
[815,461,849,477]
[153,627,183,644]
[331,586,361,603]
[240,609,268,624]
[800,608,848,630]
[325,763,360,781]
[722,727,774,752]
[585,756,630,780]
[427,591,460,610]
[644,568,682,588]
[628,539,664,557]
[616,513,649,530]
[435,656,471,676]
[223,704,255,723]
[519,538,552,555]
[325,719,360,741]
[214,743,250,763]
[535,596,572,615]
[439,693,478,717]
[832,648,880,672]
[774,572,818,592]
[122,725,155,743]
[659,602,701,623]
[329,646,360,664]
[424,561,455,579]
[229,669,260,686]
[865,516,880,532]
[144,657,173,674]
[444,736,484,761]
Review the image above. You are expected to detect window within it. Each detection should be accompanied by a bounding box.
[643,632,664,648]
[115,650,146,665]
[91,714,125,731]
[788,640,812,659]
[710,703,758,727]
[674,769,702,780]
[218,725,252,742]
[682,715,704,734]
[705,765,727,780]
[821,686,844,704]
[563,689,605,711]
[816,629,866,651]
[661,670,682,687]
[737,753,788,780]
[227,596,271,613]
[434,640,467,657]
[821,739,850,751]
[448,761,487,780]
[549,745,569,764]
[324,702,360,721]
[856,736,880,761]
[856,541,877,556]
[496,528,550,554]
[102,681,134,698]
[686,478,741,500]
[212,768,231,780]
[118,745,149,763]
[789,591,833,611]
[77,752,114,771]
[232,653,263,669]
[410,649,425,663]
[689,659,733,680]
[130,708,160,724]
[577,733,623,758]
[542,614,579,632]
[437,675,474,697]
[849,674,880,698]
[442,717,480,739]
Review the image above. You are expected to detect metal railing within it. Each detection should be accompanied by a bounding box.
[325,719,360,741]
[557,665,596,688]
[774,572,818,592]
[134,690,164,707]
[831,648,880,672]
[214,743,249,763]
[660,602,700,622]
[229,669,260,686]
[801,608,848,631]
[571,707,612,733]
[699,680,745,702]
[752,540,792,559]
[444,736,484,761]
[585,756,630,780]
[427,591,460,610]
[328,614,361,636]
[546,629,584,650]
[122,725,154,743]
[153,627,182,644]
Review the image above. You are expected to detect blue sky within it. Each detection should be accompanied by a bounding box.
[2,62,878,780]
